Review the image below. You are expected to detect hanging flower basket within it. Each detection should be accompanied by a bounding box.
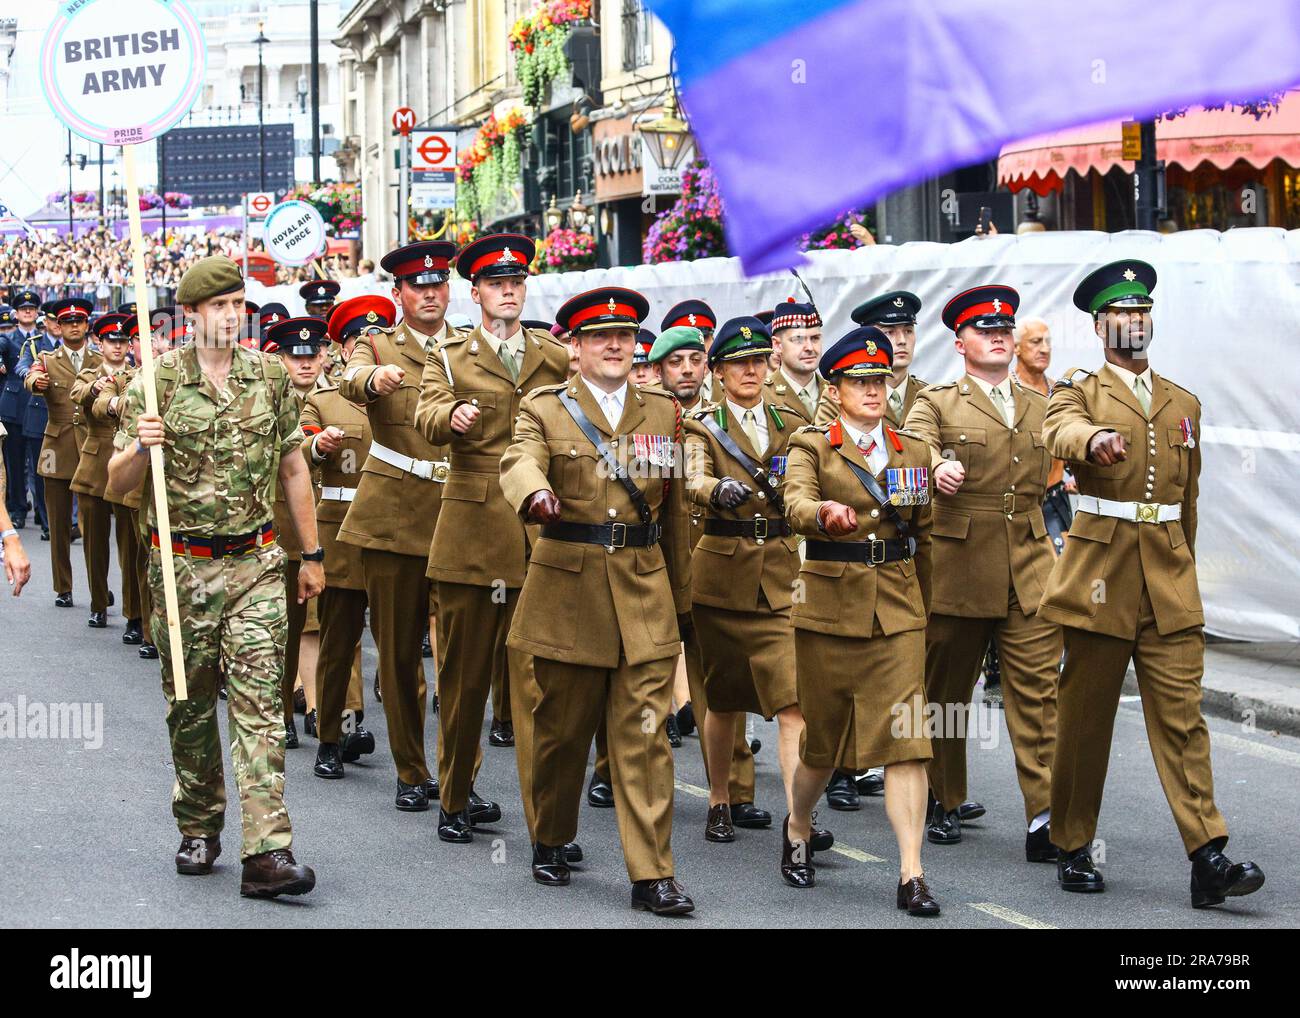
[285,181,364,235]
[509,0,591,109]
[643,159,729,264]
[455,108,527,225]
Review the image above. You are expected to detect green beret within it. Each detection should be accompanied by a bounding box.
[648,325,705,363]
[176,256,246,307]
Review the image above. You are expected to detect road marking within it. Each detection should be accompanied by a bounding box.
[1117,711,1300,768]
[830,844,886,863]
[967,902,1058,929]
[675,779,708,798]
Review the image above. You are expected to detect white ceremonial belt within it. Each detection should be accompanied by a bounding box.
[319,486,357,502]
[368,441,449,482]
[1077,495,1181,524]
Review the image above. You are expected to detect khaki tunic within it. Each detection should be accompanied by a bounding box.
[761,370,822,423]
[70,364,123,498]
[301,385,370,590]
[27,343,102,480]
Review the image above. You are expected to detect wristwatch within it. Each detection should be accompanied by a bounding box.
[301,547,325,563]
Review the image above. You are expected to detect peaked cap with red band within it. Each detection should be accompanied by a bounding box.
[941,284,1019,332]
[91,313,133,341]
[557,286,650,334]
[329,295,397,343]
[660,298,715,333]
[456,233,535,281]
[48,297,93,321]
[818,326,894,379]
[381,241,457,285]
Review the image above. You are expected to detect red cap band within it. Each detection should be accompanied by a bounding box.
[666,313,714,330]
[569,301,639,328]
[954,301,1014,330]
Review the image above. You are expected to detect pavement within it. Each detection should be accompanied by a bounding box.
[2,532,1298,929]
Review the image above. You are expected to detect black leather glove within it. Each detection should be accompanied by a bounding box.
[710,476,753,510]
[676,613,695,643]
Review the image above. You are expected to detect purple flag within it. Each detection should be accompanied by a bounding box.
[648,0,1300,273]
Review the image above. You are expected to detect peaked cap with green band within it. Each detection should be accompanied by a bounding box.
[1073,259,1157,315]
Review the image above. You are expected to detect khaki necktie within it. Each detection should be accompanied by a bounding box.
[888,388,904,420]
[498,340,519,380]
[71,349,83,374]
[1134,376,1151,415]
[800,385,816,420]
[742,409,764,456]
[990,385,1012,427]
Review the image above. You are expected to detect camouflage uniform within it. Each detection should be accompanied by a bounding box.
[116,343,305,860]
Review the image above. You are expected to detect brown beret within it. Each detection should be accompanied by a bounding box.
[176,256,246,307]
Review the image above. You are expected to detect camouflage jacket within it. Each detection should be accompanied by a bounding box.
[115,344,304,536]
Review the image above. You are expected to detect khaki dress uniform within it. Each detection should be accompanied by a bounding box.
[1040,364,1226,855]
[301,385,372,743]
[501,380,691,881]
[905,376,1060,820]
[337,320,452,788]
[762,369,822,423]
[413,323,569,823]
[684,401,802,718]
[92,368,152,634]
[70,363,128,616]
[784,419,934,771]
[26,342,102,597]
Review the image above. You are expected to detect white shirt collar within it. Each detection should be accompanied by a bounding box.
[840,418,886,467]
[580,375,628,426]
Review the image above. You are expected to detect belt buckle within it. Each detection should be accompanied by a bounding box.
[410,459,433,481]
[1136,502,1159,524]
[869,539,885,565]
[431,460,450,483]
[752,516,769,540]
[608,522,627,550]
[209,534,227,558]
[1002,492,1017,515]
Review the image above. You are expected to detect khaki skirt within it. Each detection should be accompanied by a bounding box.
[795,621,932,771]
[694,600,798,719]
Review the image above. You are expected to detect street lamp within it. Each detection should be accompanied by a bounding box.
[569,191,590,232]
[544,195,564,232]
[254,20,269,191]
[636,93,692,174]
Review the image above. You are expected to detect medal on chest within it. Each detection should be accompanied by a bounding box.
[885,466,929,506]
[1179,416,1196,449]
[633,432,675,467]
[767,455,787,489]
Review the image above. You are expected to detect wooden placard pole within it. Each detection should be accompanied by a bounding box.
[123,144,188,701]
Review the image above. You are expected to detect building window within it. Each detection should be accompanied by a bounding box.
[622,0,652,71]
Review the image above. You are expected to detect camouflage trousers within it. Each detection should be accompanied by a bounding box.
[149,541,293,861]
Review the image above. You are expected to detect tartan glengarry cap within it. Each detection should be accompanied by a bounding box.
[770,298,821,332]
[176,256,246,306]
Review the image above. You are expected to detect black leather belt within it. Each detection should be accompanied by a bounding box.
[541,520,662,549]
[703,517,791,540]
[806,537,914,565]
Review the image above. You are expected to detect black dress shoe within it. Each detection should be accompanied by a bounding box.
[139,642,159,659]
[122,618,143,644]
[303,708,318,738]
[855,770,885,796]
[395,780,430,812]
[41,527,50,541]
[488,717,515,747]
[810,822,834,852]
[373,672,382,703]
[87,610,107,628]
[1189,838,1265,908]
[467,790,501,825]
[676,701,696,737]
[665,712,682,748]
[705,803,735,843]
[730,802,772,829]
[54,592,73,607]
[564,842,583,864]
[438,807,474,843]
[897,876,941,916]
[175,835,221,875]
[927,806,961,845]
[631,877,695,916]
[340,724,375,762]
[420,776,441,801]
[957,800,986,821]
[587,772,614,808]
[431,692,439,714]
[1026,824,1059,863]
[825,771,860,811]
[422,628,433,658]
[284,718,298,749]
[531,843,570,886]
[293,686,306,715]
[1057,845,1105,893]
[70,524,81,542]
[780,815,815,888]
[314,742,344,779]
[107,590,114,607]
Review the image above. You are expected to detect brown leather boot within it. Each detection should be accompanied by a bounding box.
[175,835,221,875]
[239,848,316,898]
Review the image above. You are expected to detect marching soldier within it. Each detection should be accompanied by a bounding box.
[70,314,135,632]
[782,327,939,915]
[267,316,331,749]
[414,232,571,846]
[301,279,341,320]
[661,299,717,402]
[106,254,323,898]
[309,296,392,780]
[684,317,813,844]
[649,326,763,827]
[763,298,824,421]
[904,285,1060,859]
[1,293,41,530]
[23,297,101,610]
[338,240,456,812]
[501,286,694,915]
[1040,260,1264,907]
[18,302,61,541]
[816,291,926,429]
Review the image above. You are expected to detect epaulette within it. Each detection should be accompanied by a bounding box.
[636,383,677,400]
[1055,367,1092,389]
[795,423,829,435]
[925,381,957,392]
[891,426,922,439]
[910,375,929,388]
[436,331,470,349]
[312,381,341,395]
[536,382,570,397]
[1158,375,1201,404]
[691,404,718,421]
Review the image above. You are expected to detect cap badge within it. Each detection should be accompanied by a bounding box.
[687,313,697,326]
[740,325,752,339]
[318,287,327,296]
[365,310,378,323]
[1123,268,1137,281]
[299,328,311,340]
[893,297,904,307]
[423,255,434,268]
[991,299,1002,314]
[498,247,517,264]
[269,313,280,323]
[866,340,877,355]
[607,297,617,314]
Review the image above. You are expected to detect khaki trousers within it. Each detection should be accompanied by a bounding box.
[112,502,142,620]
[79,492,113,612]
[44,477,74,595]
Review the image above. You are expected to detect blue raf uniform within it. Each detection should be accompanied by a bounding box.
[16,307,59,535]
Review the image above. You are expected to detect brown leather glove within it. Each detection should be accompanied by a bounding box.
[525,490,562,524]
[817,501,858,537]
